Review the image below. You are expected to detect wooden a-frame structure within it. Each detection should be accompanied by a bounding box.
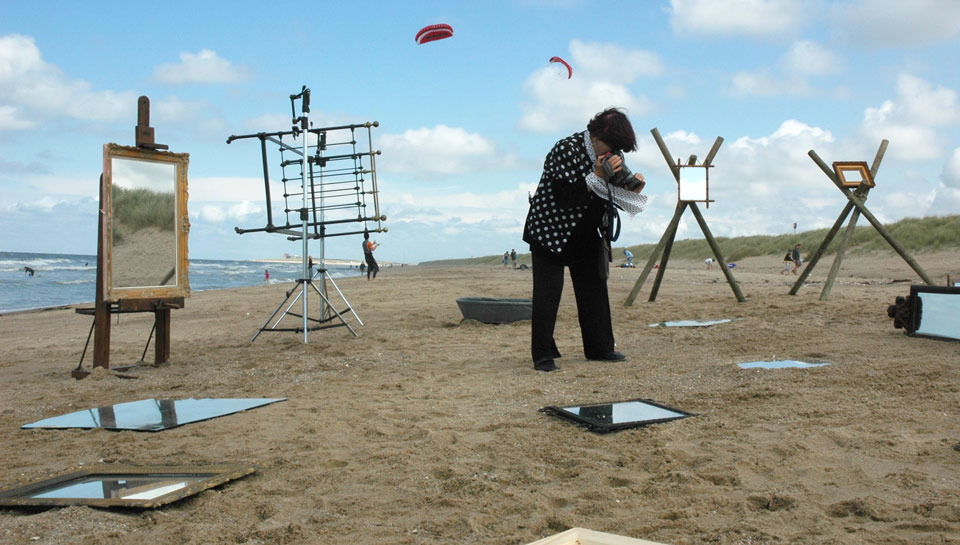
[625,128,745,306]
[790,139,933,299]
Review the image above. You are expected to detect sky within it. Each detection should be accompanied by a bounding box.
[2,0,959,264]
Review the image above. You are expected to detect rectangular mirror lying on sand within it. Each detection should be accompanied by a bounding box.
[540,399,693,433]
[0,464,255,508]
[104,143,190,301]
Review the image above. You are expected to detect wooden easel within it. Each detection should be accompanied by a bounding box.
[625,129,745,306]
[789,140,933,299]
[74,97,185,378]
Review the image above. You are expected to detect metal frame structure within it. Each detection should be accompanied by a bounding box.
[226,86,385,342]
[789,140,932,299]
[625,128,744,306]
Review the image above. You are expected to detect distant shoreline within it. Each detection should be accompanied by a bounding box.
[251,258,405,267]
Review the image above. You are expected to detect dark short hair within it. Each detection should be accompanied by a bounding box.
[587,108,637,152]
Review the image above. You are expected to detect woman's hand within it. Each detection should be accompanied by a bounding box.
[632,172,645,193]
[595,152,622,179]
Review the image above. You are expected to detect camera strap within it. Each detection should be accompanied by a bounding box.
[603,183,621,243]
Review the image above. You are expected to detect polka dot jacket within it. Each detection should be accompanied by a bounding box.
[522,131,604,256]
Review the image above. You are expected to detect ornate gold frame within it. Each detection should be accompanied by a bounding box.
[102,143,190,301]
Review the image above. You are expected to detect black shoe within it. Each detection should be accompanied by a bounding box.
[587,351,626,362]
[534,359,559,372]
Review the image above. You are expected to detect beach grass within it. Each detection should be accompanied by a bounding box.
[420,214,960,266]
[111,186,175,243]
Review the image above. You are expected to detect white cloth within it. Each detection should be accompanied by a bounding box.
[583,131,648,217]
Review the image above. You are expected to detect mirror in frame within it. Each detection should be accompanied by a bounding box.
[678,165,709,202]
[103,143,190,301]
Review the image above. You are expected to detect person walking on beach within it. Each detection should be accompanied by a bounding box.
[523,107,647,372]
[780,249,793,274]
[791,243,802,274]
[510,248,518,268]
[264,269,270,284]
[363,232,380,280]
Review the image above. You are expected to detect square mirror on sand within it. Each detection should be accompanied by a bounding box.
[22,398,286,431]
[540,399,694,433]
[523,527,670,545]
[0,464,255,509]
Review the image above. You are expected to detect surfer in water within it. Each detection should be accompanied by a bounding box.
[23,266,35,277]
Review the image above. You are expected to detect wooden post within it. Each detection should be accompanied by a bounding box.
[689,202,745,302]
[625,202,684,306]
[789,201,855,295]
[647,203,685,302]
[808,150,933,285]
[820,207,861,300]
[93,174,110,369]
[155,308,171,364]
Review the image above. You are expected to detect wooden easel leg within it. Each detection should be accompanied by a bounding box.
[689,203,745,302]
[820,208,861,300]
[648,203,687,302]
[93,301,111,369]
[789,201,855,295]
[625,202,685,306]
[155,309,171,364]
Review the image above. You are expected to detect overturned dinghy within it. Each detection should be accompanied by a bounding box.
[456,297,532,324]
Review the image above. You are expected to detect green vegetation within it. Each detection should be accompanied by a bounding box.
[111,186,175,243]
[419,214,960,266]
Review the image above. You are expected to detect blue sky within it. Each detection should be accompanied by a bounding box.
[2,0,959,263]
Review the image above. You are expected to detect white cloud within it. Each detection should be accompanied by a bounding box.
[668,0,809,39]
[152,96,207,123]
[0,105,35,130]
[153,49,251,85]
[379,125,521,175]
[941,148,960,188]
[861,74,960,160]
[519,40,659,132]
[730,40,841,97]
[0,34,136,125]
[782,40,842,76]
[830,0,960,47]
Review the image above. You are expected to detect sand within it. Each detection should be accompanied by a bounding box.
[0,250,958,545]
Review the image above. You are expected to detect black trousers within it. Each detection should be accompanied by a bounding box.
[530,243,615,365]
[365,253,379,279]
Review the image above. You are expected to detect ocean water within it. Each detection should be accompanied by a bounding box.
[0,251,361,314]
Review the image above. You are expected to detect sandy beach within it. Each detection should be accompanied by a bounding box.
[0,249,958,545]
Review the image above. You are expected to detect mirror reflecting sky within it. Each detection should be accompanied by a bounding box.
[649,319,731,328]
[915,292,960,341]
[22,398,286,431]
[566,401,686,424]
[31,474,207,500]
[679,166,707,201]
[738,360,829,369]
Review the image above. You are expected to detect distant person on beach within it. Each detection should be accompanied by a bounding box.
[704,257,713,270]
[363,232,380,280]
[792,243,802,274]
[781,249,793,274]
[264,269,270,284]
[624,249,634,267]
[510,249,518,268]
[23,266,35,277]
[523,107,647,372]
[503,251,509,268]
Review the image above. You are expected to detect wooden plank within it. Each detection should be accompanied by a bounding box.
[820,203,863,300]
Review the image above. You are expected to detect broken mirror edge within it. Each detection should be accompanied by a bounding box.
[540,398,697,434]
[0,463,256,509]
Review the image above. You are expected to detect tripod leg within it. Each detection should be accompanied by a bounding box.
[309,281,358,336]
[251,283,300,342]
[274,285,305,329]
[324,271,364,326]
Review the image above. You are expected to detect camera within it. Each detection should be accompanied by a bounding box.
[601,152,643,191]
